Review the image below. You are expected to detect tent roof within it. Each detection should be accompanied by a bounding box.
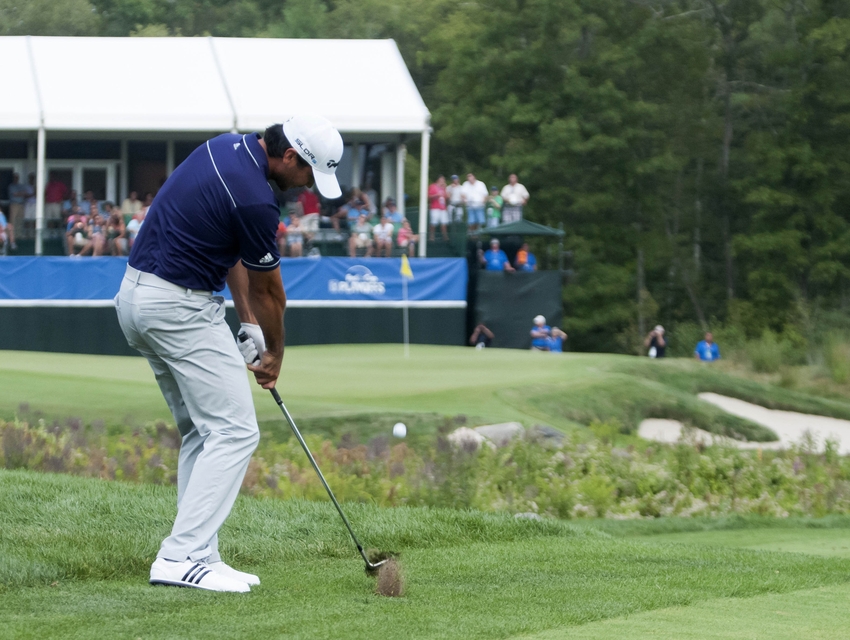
[0,36,430,134]
[481,219,565,237]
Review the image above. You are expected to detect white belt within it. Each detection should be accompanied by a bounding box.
[125,265,212,297]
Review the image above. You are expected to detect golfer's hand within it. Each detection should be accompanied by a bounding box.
[247,350,282,389]
[237,323,265,365]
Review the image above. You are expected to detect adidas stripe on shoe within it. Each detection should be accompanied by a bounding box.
[149,558,250,592]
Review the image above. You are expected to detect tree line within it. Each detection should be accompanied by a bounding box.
[6,0,850,353]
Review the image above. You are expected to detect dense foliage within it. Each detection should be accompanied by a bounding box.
[7,0,850,352]
[4,417,850,518]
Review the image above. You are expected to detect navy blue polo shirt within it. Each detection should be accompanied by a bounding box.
[129,133,280,292]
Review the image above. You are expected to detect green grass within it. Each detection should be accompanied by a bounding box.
[3,469,850,639]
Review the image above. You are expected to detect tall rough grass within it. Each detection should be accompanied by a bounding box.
[3,418,850,519]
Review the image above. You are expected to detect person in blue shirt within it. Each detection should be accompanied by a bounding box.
[530,315,551,350]
[115,116,343,593]
[695,332,721,361]
[515,242,537,271]
[549,327,567,352]
[481,238,515,271]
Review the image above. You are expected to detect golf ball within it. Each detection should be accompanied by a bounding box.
[392,422,407,438]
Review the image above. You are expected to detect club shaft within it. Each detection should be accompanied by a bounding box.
[269,388,372,565]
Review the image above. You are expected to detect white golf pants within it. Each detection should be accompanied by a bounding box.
[115,266,259,563]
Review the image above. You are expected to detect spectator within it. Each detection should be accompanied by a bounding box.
[428,175,449,241]
[7,172,25,248]
[373,214,395,257]
[138,192,154,217]
[515,242,538,271]
[481,238,515,272]
[396,219,419,257]
[121,191,143,216]
[501,173,530,223]
[0,207,8,252]
[44,173,67,222]
[486,186,503,228]
[446,174,464,224]
[348,213,373,257]
[275,220,287,256]
[125,210,145,249]
[23,173,36,222]
[644,325,666,358]
[296,186,321,235]
[66,209,90,256]
[549,328,567,353]
[530,315,552,350]
[62,190,80,218]
[347,197,368,227]
[81,189,102,217]
[104,204,127,255]
[286,215,304,257]
[695,332,721,362]
[469,323,495,349]
[363,173,379,218]
[461,173,488,231]
[384,198,403,224]
[87,213,107,256]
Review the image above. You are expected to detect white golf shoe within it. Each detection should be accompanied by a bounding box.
[149,558,250,592]
[208,561,260,586]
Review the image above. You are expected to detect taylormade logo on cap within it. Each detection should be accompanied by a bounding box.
[283,115,343,199]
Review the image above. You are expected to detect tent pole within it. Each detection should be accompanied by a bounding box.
[35,126,46,256]
[166,140,175,177]
[418,129,430,257]
[351,142,361,190]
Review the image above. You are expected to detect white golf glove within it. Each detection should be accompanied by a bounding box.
[237,322,265,364]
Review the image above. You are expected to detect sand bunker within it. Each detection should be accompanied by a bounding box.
[638,393,850,454]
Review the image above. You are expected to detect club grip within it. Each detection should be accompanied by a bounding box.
[237,331,248,342]
[270,387,282,404]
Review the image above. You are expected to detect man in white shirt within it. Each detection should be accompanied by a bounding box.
[461,173,488,231]
[446,175,464,224]
[372,214,395,257]
[500,173,530,223]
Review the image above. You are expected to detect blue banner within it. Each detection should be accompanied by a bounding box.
[0,257,467,306]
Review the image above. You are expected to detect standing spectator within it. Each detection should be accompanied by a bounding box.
[105,204,127,255]
[125,210,145,249]
[644,325,666,358]
[695,332,721,362]
[530,315,551,350]
[396,219,419,257]
[44,173,67,221]
[549,328,567,353]
[428,175,449,241]
[485,186,503,228]
[62,190,80,218]
[373,214,395,257]
[286,216,304,257]
[348,213,373,257]
[501,174,530,223]
[461,173,488,231]
[383,198,403,224]
[469,323,495,349]
[446,175,464,224]
[346,197,368,227]
[363,173,379,219]
[23,173,36,223]
[515,242,538,271]
[481,238,515,272]
[121,191,143,217]
[7,172,25,247]
[296,186,321,236]
[139,192,154,217]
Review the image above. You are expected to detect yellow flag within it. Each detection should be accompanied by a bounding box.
[400,254,414,279]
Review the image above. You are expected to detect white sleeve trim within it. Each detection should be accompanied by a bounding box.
[241,257,281,270]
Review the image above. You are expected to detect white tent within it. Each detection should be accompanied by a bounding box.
[1,36,432,254]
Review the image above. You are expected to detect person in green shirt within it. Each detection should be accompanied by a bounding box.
[485,186,503,228]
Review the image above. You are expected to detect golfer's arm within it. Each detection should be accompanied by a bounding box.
[227,263,256,325]
[246,267,286,357]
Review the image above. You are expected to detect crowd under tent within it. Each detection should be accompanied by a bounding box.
[0,36,433,255]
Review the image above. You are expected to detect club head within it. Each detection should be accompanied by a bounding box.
[365,558,388,575]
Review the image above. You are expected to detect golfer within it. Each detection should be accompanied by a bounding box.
[115,115,343,592]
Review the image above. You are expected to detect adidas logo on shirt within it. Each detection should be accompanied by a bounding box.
[259,253,274,264]
[233,143,241,151]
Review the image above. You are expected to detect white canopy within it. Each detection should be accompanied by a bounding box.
[2,36,430,134]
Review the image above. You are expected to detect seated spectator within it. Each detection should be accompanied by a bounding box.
[81,189,102,216]
[86,214,107,256]
[348,214,373,257]
[549,328,567,353]
[121,191,143,217]
[346,197,368,228]
[373,214,395,257]
[396,219,419,257]
[62,190,80,219]
[139,192,154,217]
[0,205,15,251]
[485,186,503,228]
[384,198,403,224]
[515,242,538,271]
[44,173,67,221]
[469,323,495,349]
[695,332,721,362]
[287,216,304,257]
[530,315,551,350]
[125,210,145,249]
[104,204,127,256]
[481,238,515,271]
[66,211,91,256]
[644,325,666,358]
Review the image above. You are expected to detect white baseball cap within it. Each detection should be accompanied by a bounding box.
[283,115,343,199]
[534,315,546,324]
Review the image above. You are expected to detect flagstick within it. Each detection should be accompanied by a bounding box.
[402,276,410,359]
